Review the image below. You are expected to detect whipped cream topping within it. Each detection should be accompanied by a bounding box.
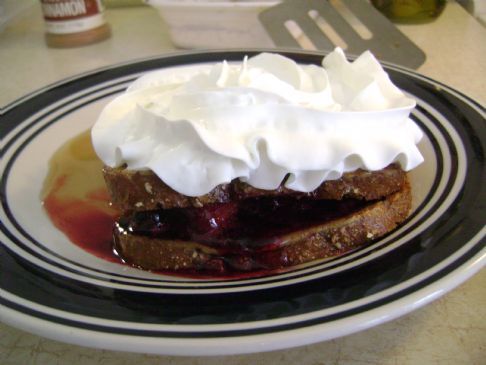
[92,48,423,196]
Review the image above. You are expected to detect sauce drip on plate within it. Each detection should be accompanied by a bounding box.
[41,130,120,263]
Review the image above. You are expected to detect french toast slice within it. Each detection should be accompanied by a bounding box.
[103,163,407,211]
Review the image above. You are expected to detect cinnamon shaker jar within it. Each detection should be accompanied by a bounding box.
[40,0,111,47]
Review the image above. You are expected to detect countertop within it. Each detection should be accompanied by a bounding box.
[0,1,485,364]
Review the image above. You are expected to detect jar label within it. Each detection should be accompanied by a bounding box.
[44,13,106,34]
[41,0,106,34]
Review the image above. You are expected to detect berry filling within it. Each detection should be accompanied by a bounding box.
[116,196,375,253]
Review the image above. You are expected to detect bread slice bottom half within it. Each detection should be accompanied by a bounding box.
[113,181,412,275]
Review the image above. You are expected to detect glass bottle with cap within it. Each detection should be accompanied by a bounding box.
[371,0,446,24]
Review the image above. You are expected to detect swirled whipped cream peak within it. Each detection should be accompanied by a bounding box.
[92,48,423,196]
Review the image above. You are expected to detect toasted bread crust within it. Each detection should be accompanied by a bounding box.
[103,164,407,211]
[114,181,411,273]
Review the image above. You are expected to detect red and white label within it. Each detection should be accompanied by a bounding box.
[41,0,106,34]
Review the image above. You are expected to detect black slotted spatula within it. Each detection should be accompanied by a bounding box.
[259,0,425,69]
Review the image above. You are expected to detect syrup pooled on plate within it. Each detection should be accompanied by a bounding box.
[41,130,120,263]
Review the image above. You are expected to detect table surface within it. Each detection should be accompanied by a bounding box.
[0,2,485,364]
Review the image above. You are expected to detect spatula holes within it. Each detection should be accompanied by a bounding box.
[284,20,317,50]
[329,0,373,40]
[308,9,348,50]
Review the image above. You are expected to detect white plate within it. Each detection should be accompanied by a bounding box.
[0,50,484,355]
